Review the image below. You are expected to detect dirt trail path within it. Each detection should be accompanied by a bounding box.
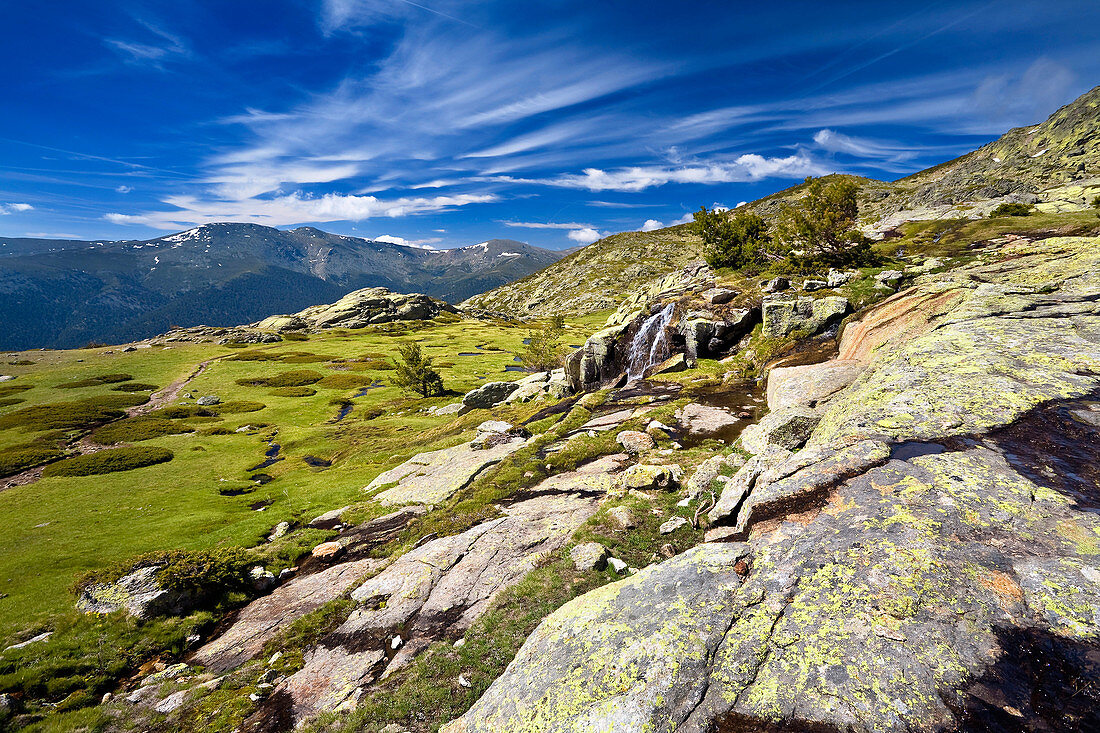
[2,356,223,491]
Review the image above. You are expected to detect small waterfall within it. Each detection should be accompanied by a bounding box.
[627,303,675,381]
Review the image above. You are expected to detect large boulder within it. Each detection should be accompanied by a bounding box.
[461,381,520,409]
[676,402,740,438]
[739,407,821,454]
[761,295,849,339]
[565,322,630,390]
[77,566,192,620]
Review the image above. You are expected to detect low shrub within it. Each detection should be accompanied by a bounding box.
[269,386,317,397]
[41,446,174,477]
[990,202,1032,217]
[201,425,235,435]
[7,359,35,366]
[91,418,194,444]
[110,381,158,392]
[0,446,66,477]
[235,369,323,388]
[229,350,281,362]
[281,353,328,363]
[0,384,32,398]
[212,400,266,414]
[0,394,147,432]
[53,373,133,389]
[0,397,24,408]
[281,331,309,341]
[349,358,395,371]
[150,405,211,419]
[316,373,372,390]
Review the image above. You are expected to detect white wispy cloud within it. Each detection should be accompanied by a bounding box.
[567,227,603,244]
[501,219,605,245]
[539,153,826,192]
[372,233,441,249]
[105,192,496,229]
[640,219,663,231]
[0,203,34,214]
[104,19,190,69]
[116,185,133,194]
[671,212,695,225]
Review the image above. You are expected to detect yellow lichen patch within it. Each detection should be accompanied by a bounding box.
[823,494,856,517]
[977,570,1025,610]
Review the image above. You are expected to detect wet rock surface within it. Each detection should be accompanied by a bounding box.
[446,235,1100,733]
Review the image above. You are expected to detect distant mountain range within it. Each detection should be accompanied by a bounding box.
[0,224,563,350]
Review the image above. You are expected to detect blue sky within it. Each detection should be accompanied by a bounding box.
[1,0,1098,249]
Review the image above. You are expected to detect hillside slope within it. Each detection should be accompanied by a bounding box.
[465,85,1100,318]
[0,226,562,349]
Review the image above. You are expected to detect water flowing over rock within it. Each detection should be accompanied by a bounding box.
[627,302,675,380]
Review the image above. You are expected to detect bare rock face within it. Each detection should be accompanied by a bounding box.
[255,489,602,726]
[761,294,849,339]
[192,559,384,674]
[675,402,740,438]
[444,236,1100,733]
[365,435,527,506]
[766,359,865,411]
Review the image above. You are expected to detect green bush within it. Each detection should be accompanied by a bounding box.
[693,207,771,270]
[0,397,25,408]
[201,425,235,435]
[41,446,174,477]
[391,343,444,397]
[269,386,317,397]
[90,418,194,444]
[281,353,328,363]
[53,373,132,389]
[236,369,323,388]
[989,202,1032,217]
[521,315,568,371]
[150,405,211,419]
[316,373,373,390]
[211,400,266,414]
[281,331,309,341]
[775,177,878,269]
[0,384,31,398]
[0,394,147,432]
[110,381,158,392]
[0,446,66,477]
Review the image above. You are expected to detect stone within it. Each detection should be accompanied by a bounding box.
[875,269,904,287]
[461,381,520,409]
[761,295,849,339]
[739,407,820,455]
[645,419,673,438]
[4,631,51,651]
[475,420,513,434]
[310,541,344,560]
[606,557,629,574]
[658,516,688,534]
[802,278,828,291]
[616,464,681,491]
[153,689,189,714]
[616,430,656,454]
[77,565,192,620]
[648,352,688,375]
[431,402,463,416]
[503,382,543,403]
[367,436,527,506]
[761,277,789,293]
[676,402,740,437]
[685,454,726,497]
[309,506,349,528]
[708,446,790,525]
[766,359,865,411]
[249,565,276,592]
[607,506,636,530]
[827,269,854,287]
[268,521,290,541]
[196,395,220,406]
[0,376,13,382]
[570,542,610,571]
[703,526,739,543]
[701,287,737,304]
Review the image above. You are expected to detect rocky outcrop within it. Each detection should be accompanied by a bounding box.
[761,294,849,339]
[766,359,865,411]
[255,287,455,331]
[564,322,630,390]
[445,235,1100,733]
[365,434,527,506]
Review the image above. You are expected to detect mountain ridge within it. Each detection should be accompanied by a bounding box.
[0,225,562,350]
